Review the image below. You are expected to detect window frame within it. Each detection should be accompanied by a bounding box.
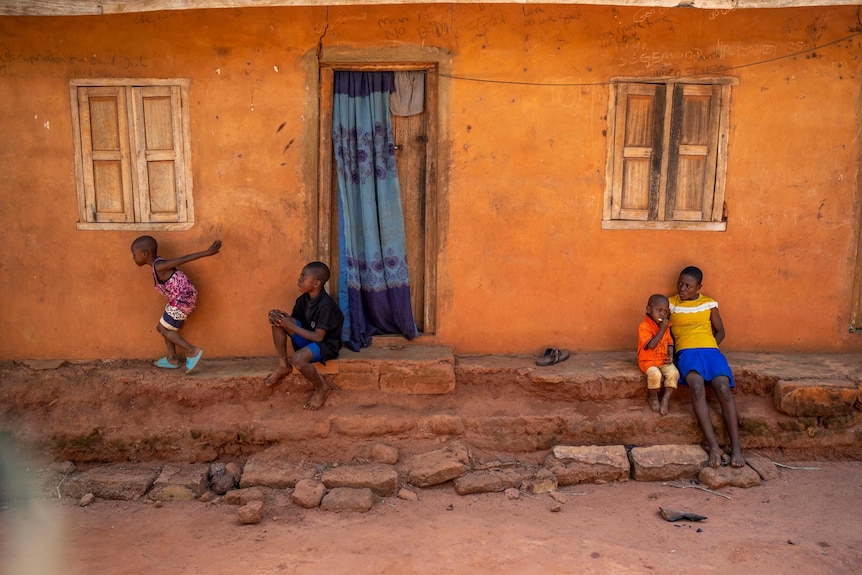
[602,76,737,231]
[70,78,194,231]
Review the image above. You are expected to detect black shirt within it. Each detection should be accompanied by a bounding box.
[291,289,344,361]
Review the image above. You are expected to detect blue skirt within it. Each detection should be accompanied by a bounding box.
[676,348,735,388]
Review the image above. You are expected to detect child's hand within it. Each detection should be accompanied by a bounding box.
[206,239,222,256]
[269,309,296,331]
[268,309,284,327]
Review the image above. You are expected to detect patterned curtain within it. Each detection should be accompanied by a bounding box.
[332,71,418,351]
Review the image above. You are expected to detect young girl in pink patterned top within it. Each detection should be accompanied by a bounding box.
[131,236,221,373]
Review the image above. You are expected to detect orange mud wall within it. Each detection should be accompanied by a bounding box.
[0,4,860,359]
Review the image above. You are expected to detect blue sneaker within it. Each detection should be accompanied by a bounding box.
[186,349,204,373]
[154,357,180,369]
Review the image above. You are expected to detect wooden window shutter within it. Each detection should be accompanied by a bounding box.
[77,86,134,223]
[131,85,187,223]
[611,83,666,221]
[666,84,721,222]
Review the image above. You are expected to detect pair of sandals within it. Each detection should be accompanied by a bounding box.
[154,349,204,373]
[536,347,570,366]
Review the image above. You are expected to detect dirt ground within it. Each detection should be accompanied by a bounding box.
[2,460,860,575]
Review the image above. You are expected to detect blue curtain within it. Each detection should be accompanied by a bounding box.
[332,71,418,351]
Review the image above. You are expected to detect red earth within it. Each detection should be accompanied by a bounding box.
[2,459,860,574]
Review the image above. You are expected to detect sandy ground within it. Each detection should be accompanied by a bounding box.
[1,460,860,575]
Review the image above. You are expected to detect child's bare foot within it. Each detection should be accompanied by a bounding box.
[648,392,660,413]
[265,364,291,387]
[303,383,331,411]
[707,447,722,468]
[659,389,673,416]
[729,446,745,468]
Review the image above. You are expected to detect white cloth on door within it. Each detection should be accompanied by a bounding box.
[389,71,425,117]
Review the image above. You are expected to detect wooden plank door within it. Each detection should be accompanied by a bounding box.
[392,111,427,331]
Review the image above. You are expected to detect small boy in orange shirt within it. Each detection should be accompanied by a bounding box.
[637,293,680,415]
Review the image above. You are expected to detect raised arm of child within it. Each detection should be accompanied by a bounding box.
[153,240,222,275]
[642,319,671,350]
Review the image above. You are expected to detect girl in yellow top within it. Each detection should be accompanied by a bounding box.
[669,266,744,469]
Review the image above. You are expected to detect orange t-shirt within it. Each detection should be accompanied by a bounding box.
[637,315,674,373]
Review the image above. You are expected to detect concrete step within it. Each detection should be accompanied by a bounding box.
[1,351,860,465]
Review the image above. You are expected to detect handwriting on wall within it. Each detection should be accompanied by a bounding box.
[0,50,147,79]
[370,5,584,52]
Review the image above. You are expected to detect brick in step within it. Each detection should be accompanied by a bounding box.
[320,487,374,512]
[629,445,709,482]
[240,447,316,489]
[698,465,761,489]
[404,443,471,487]
[547,445,630,485]
[291,479,326,508]
[744,453,781,481]
[773,379,859,416]
[454,469,523,495]
[62,464,158,501]
[321,463,399,497]
[150,464,209,502]
[334,345,455,394]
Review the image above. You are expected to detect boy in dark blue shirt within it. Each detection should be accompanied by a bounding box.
[266,262,344,410]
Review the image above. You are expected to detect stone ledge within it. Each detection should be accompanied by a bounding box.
[183,345,455,395]
[773,379,859,417]
[546,445,630,485]
[629,444,709,482]
[55,443,785,509]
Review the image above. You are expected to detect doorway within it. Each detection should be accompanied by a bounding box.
[317,63,438,334]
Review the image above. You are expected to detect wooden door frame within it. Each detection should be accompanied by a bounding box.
[317,62,439,333]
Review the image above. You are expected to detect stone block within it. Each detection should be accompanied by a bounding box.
[150,464,209,501]
[405,444,471,487]
[699,465,762,489]
[397,488,418,501]
[330,360,379,391]
[335,345,455,394]
[378,359,455,395]
[321,464,399,497]
[62,464,158,501]
[240,453,316,489]
[320,487,374,512]
[744,454,781,481]
[524,469,558,494]
[291,479,326,508]
[773,379,858,417]
[238,500,264,524]
[548,445,630,485]
[418,414,466,437]
[209,462,240,495]
[629,445,708,482]
[370,443,399,464]
[453,469,522,495]
[225,487,265,505]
